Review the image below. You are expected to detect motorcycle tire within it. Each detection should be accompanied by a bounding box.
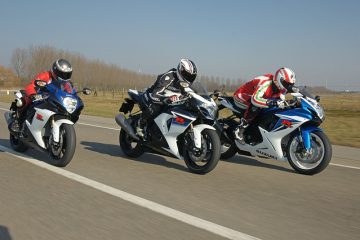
[48,124,76,167]
[119,129,144,158]
[10,134,28,152]
[184,129,221,174]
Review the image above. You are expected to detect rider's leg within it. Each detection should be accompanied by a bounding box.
[136,101,162,138]
[235,105,260,143]
[9,96,30,133]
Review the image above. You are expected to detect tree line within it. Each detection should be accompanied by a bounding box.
[10,45,244,92]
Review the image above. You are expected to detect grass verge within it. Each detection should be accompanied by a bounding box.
[1,92,359,148]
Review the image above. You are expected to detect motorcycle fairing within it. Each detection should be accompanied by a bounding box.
[154,111,196,159]
[25,108,55,148]
[236,109,311,161]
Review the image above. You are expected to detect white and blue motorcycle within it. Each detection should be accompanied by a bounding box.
[115,83,221,174]
[216,87,332,175]
[4,80,91,167]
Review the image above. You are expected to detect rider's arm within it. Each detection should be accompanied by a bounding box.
[25,71,52,97]
[251,81,272,108]
[148,72,175,104]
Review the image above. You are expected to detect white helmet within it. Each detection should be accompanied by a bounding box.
[274,67,296,91]
[176,59,197,84]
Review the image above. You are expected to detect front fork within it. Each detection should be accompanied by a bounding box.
[51,117,74,143]
[299,126,322,153]
[189,123,217,149]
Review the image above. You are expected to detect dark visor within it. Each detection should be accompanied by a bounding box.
[180,69,196,83]
[57,71,72,81]
[281,79,294,90]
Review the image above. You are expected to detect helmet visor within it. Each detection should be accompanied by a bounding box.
[281,79,294,91]
[57,71,72,81]
[180,69,196,83]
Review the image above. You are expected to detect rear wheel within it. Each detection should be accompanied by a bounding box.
[10,134,28,152]
[218,120,237,159]
[48,124,76,167]
[220,140,237,159]
[119,129,144,158]
[183,129,221,174]
[287,131,332,175]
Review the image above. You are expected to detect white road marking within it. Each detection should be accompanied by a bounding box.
[0,106,359,171]
[329,163,360,170]
[0,144,260,240]
[78,122,120,131]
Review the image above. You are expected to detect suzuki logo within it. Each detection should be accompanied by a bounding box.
[256,149,277,159]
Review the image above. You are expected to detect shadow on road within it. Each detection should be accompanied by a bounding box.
[222,154,295,173]
[80,141,189,172]
[0,138,60,163]
[0,226,12,240]
[0,138,189,172]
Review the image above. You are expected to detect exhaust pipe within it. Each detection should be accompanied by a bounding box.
[115,114,139,141]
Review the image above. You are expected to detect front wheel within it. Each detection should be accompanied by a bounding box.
[287,131,332,175]
[48,124,76,167]
[183,129,221,174]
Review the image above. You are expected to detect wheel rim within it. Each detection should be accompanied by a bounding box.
[187,132,214,167]
[289,133,325,170]
[124,133,140,150]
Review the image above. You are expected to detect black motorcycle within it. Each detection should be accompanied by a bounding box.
[115,82,221,174]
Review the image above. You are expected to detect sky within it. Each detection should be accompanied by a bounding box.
[0,0,359,90]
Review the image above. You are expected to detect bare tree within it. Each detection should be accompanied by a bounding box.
[11,48,28,81]
[10,45,234,92]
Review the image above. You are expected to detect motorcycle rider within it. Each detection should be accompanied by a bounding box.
[136,58,197,138]
[233,67,297,143]
[10,59,73,132]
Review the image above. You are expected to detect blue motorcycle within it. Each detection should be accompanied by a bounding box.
[4,80,91,167]
[216,87,332,175]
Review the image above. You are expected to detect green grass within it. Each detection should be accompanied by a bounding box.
[1,91,359,148]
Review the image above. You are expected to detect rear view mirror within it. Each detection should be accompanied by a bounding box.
[315,95,320,102]
[291,86,299,93]
[212,90,220,97]
[82,88,92,95]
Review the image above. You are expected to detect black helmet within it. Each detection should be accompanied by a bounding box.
[176,59,197,84]
[51,59,73,82]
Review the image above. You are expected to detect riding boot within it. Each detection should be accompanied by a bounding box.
[234,118,249,144]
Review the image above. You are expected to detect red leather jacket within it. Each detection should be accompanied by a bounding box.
[25,71,53,96]
[233,74,286,108]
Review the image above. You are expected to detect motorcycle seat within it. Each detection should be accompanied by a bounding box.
[128,89,143,103]
[220,96,245,114]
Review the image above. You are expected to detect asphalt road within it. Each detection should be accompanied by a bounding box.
[0,103,359,240]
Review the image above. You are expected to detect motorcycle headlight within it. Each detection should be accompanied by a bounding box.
[63,97,78,113]
[307,98,325,120]
[316,105,325,120]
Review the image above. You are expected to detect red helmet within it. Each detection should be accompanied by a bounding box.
[274,67,296,92]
